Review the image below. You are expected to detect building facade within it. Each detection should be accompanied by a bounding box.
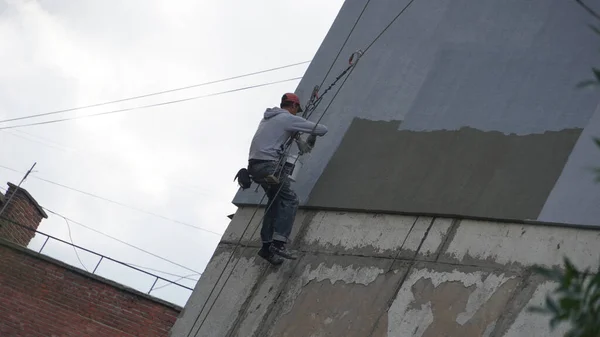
[171,0,600,336]
[0,182,182,336]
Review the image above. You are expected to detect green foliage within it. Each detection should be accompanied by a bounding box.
[577,25,600,88]
[594,138,600,182]
[528,257,600,337]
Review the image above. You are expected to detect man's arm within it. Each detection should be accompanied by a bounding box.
[284,115,328,136]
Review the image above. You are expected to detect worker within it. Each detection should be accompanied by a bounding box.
[247,93,328,265]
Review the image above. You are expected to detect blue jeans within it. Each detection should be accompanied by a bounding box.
[248,160,299,244]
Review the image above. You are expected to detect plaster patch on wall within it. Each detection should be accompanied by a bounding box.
[302,262,385,286]
[302,212,418,256]
[307,119,581,221]
[444,220,600,269]
[501,281,570,337]
[387,268,517,337]
[266,258,405,337]
[279,262,386,318]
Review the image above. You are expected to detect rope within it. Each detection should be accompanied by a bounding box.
[187,1,418,335]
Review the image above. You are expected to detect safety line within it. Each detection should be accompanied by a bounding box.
[0,164,221,236]
[317,0,372,90]
[0,77,302,130]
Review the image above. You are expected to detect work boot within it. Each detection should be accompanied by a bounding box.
[269,243,297,260]
[257,248,284,266]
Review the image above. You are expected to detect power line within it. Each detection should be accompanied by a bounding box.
[0,76,303,130]
[1,130,213,196]
[0,181,201,277]
[0,61,310,125]
[0,164,222,236]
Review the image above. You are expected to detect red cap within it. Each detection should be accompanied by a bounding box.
[281,93,303,112]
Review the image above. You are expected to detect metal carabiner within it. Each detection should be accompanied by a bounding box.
[348,50,364,66]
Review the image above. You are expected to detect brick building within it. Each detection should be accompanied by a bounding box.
[0,182,182,336]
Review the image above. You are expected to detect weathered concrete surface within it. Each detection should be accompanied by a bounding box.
[300,212,419,257]
[221,206,317,246]
[170,245,266,337]
[440,219,600,270]
[260,254,407,337]
[307,119,582,220]
[375,264,521,337]
[171,207,600,336]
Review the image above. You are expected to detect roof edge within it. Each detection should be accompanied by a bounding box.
[0,238,183,311]
[231,202,600,231]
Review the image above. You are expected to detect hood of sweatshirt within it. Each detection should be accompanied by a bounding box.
[264,107,289,119]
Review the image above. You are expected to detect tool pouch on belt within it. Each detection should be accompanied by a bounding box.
[234,168,252,189]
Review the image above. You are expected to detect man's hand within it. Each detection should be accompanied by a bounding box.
[306,134,317,148]
[296,137,312,154]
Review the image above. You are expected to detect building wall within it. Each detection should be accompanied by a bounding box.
[171,207,600,336]
[232,0,600,227]
[0,239,181,337]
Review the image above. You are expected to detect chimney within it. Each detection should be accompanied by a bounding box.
[0,182,48,247]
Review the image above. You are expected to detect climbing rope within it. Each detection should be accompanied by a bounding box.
[187,1,418,335]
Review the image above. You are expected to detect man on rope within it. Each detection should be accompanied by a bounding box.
[247,93,328,265]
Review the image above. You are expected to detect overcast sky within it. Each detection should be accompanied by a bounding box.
[0,0,345,306]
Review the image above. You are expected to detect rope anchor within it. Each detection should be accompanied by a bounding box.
[348,49,364,66]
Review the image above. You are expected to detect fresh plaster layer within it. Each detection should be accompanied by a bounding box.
[307,120,581,220]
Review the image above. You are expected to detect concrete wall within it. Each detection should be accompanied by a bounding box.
[170,207,600,336]
[233,0,600,227]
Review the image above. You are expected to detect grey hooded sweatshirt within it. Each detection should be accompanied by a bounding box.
[249,107,328,161]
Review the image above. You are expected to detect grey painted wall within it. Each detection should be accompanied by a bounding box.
[233,0,600,226]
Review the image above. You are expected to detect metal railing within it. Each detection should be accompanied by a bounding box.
[0,217,196,298]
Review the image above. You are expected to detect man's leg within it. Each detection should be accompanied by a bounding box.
[269,174,299,259]
[260,183,277,244]
[248,161,284,266]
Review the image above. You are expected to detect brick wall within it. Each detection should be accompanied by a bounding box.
[0,240,182,337]
[0,182,47,247]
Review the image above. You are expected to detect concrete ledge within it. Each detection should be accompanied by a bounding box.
[300,212,419,258]
[439,219,600,270]
[221,207,317,246]
[174,205,600,336]
[231,203,600,231]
